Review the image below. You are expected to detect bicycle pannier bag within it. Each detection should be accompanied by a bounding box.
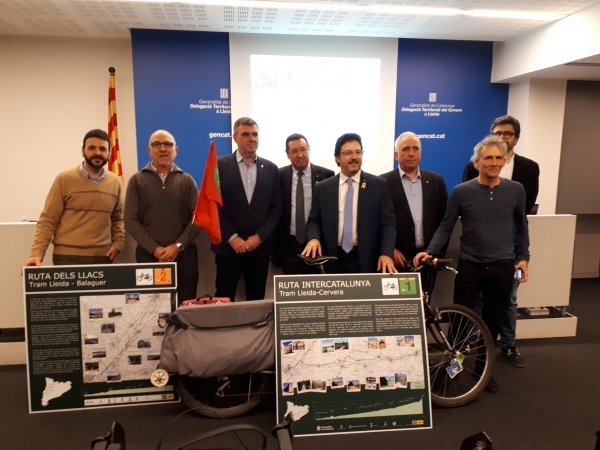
[159,299,275,378]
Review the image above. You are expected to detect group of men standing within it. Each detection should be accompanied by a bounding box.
[23,114,539,394]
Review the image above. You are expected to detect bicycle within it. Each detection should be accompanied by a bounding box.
[410,253,495,407]
[155,253,493,417]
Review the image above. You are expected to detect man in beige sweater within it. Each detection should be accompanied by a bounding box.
[22,129,124,267]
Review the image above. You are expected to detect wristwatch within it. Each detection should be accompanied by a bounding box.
[175,243,185,252]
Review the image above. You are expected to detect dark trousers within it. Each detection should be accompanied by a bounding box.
[215,253,270,301]
[282,236,320,275]
[453,258,514,341]
[335,246,361,274]
[135,245,199,304]
[53,254,113,265]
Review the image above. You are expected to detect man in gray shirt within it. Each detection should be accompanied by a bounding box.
[414,135,530,393]
[125,130,199,303]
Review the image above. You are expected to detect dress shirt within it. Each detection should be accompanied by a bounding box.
[289,165,312,237]
[337,171,360,247]
[236,150,258,203]
[79,162,107,184]
[399,166,424,249]
[500,153,515,180]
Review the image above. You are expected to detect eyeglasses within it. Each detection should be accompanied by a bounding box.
[340,150,364,157]
[150,141,175,149]
[492,131,515,139]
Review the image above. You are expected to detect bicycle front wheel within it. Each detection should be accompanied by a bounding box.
[174,373,271,418]
[426,304,494,407]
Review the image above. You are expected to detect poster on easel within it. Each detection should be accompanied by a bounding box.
[23,263,177,413]
[274,273,431,436]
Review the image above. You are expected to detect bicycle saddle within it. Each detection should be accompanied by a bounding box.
[297,255,339,265]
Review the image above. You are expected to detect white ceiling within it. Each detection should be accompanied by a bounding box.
[0,0,597,41]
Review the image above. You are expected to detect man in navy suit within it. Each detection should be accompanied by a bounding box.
[210,117,282,301]
[381,132,448,269]
[302,133,397,274]
[272,133,335,274]
[462,115,540,368]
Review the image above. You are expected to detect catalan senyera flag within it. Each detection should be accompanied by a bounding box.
[194,141,223,244]
[108,67,123,183]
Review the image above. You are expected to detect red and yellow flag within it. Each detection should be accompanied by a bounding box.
[108,67,123,183]
[194,141,223,244]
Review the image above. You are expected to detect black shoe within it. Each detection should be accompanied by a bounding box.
[502,346,525,368]
[484,376,498,393]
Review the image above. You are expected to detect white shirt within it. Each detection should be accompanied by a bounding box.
[337,171,360,247]
[500,153,515,180]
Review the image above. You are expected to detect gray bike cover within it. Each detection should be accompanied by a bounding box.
[159,299,275,378]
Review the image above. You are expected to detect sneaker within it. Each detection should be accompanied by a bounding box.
[502,346,525,368]
[484,376,498,393]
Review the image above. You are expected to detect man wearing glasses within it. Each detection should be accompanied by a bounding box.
[272,133,334,274]
[125,130,199,303]
[462,115,540,369]
[302,133,397,274]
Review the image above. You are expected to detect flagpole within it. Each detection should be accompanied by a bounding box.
[108,67,124,183]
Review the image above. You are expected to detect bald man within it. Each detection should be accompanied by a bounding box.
[125,130,200,302]
[380,132,448,269]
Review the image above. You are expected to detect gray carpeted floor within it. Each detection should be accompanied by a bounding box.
[1,279,599,450]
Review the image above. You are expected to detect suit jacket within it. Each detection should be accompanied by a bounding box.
[306,171,397,273]
[380,168,448,260]
[272,163,335,267]
[462,154,540,214]
[210,152,282,257]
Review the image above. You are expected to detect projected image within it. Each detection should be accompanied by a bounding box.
[250,55,381,171]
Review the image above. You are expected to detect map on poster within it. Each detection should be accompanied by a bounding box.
[280,335,423,394]
[80,293,171,383]
[41,378,72,406]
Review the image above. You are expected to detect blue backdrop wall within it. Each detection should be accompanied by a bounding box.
[131,29,232,185]
[395,39,509,190]
[131,32,508,190]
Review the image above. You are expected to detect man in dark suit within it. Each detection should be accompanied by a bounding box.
[381,132,448,269]
[272,133,335,274]
[462,115,540,368]
[302,133,397,274]
[210,117,282,301]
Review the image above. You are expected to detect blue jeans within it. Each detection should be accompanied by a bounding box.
[474,278,519,347]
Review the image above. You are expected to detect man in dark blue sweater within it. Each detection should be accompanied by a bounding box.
[414,135,530,393]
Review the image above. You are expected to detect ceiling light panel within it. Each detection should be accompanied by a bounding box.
[0,0,595,39]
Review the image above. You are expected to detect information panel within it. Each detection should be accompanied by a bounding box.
[23,263,177,413]
[274,273,431,436]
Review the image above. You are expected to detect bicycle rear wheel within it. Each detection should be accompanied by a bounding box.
[426,304,494,407]
[174,373,271,418]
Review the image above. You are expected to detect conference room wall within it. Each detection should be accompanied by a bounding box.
[2,32,594,278]
[0,35,139,224]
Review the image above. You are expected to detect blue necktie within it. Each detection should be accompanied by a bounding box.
[295,171,306,244]
[342,178,354,253]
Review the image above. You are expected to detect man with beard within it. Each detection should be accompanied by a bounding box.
[23,129,124,267]
[302,133,397,274]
